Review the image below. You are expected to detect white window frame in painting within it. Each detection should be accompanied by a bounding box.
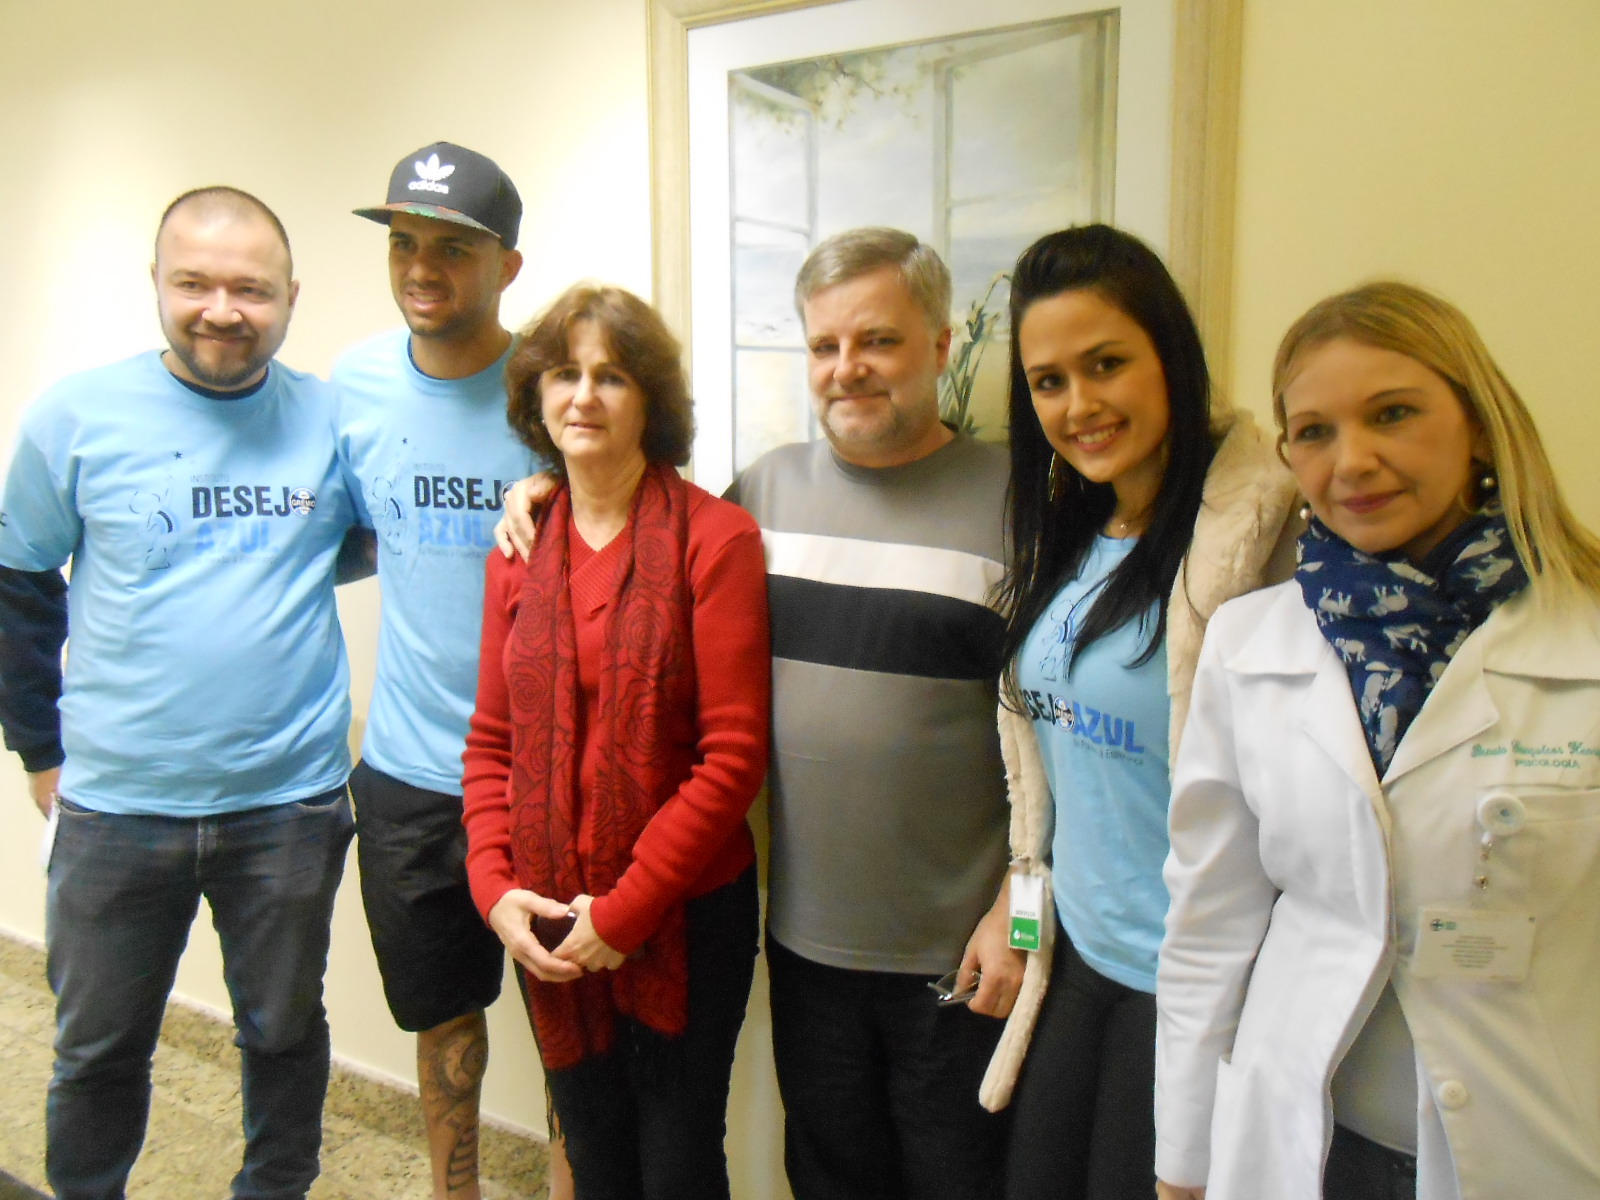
[929,17,1117,257]
[728,73,818,457]
[647,0,1245,494]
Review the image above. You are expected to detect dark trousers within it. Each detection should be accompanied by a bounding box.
[1324,1125,1418,1200]
[544,867,758,1200]
[349,760,503,1032]
[1004,930,1156,1200]
[768,937,1010,1200]
[46,789,352,1200]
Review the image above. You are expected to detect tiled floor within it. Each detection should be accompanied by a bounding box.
[0,935,549,1199]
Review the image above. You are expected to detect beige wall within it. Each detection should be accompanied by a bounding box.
[2,1,1597,1196]
[1227,0,1600,527]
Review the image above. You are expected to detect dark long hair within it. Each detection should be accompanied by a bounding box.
[997,225,1214,706]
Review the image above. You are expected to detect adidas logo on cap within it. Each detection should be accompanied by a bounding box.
[408,153,455,195]
[357,141,523,249]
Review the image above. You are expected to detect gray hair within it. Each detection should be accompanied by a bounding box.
[794,227,952,332]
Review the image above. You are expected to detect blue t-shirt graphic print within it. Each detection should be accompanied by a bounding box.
[1015,534,1171,992]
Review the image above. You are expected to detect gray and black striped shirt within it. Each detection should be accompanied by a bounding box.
[728,434,1011,974]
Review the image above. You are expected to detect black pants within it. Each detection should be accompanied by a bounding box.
[1324,1125,1418,1200]
[767,937,1009,1200]
[544,867,759,1200]
[1004,930,1157,1200]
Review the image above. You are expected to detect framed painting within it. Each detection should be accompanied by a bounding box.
[648,0,1243,494]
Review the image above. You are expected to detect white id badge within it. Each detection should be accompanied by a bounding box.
[1009,874,1044,952]
[39,802,60,874]
[1413,907,1535,983]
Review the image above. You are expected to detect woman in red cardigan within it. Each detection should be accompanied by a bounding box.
[462,283,770,1199]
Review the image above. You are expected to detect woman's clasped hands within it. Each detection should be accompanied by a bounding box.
[488,889,625,981]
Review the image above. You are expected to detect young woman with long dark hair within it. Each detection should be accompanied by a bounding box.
[974,225,1298,1199]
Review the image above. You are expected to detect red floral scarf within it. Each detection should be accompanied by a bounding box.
[504,464,695,1070]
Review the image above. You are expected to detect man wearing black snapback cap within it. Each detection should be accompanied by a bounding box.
[333,142,548,1200]
[353,141,523,250]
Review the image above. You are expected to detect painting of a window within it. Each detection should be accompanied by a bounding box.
[728,12,1118,471]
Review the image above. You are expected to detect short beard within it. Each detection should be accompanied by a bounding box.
[168,339,270,390]
[402,302,496,346]
[821,402,906,448]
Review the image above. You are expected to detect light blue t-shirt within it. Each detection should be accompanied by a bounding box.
[0,351,356,816]
[1014,535,1171,992]
[333,329,539,795]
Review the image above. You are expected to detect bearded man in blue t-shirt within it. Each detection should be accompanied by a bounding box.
[333,142,545,1200]
[0,188,358,1200]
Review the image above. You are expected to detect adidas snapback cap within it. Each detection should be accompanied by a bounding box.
[354,141,522,249]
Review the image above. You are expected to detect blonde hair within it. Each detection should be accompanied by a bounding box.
[1272,281,1600,602]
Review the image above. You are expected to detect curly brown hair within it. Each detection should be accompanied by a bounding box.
[505,284,694,470]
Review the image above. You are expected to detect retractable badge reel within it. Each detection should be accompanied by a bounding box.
[1414,792,1535,983]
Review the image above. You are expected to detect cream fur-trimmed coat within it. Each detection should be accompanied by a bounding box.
[980,406,1300,1111]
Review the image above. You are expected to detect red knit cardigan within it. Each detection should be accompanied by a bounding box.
[462,487,769,955]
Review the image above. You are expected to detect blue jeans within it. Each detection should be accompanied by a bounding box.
[45,788,354,1200]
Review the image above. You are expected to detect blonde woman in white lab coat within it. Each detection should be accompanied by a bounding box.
[1155,281,1600,1200]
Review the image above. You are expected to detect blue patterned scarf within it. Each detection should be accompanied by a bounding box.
[1296,513,1528,773]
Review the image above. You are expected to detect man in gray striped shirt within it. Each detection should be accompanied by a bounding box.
[726,227,1020,1199]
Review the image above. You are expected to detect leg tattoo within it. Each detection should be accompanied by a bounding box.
[419,1011,489,1200]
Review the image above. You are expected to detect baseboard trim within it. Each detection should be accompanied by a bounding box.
[0,1169,47,1200]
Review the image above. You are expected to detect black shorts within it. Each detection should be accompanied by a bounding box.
[350,760,503,1032]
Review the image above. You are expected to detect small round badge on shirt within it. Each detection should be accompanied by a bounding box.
[1053,697,1073,729]
[1476,792,1526,838]
[288,488,317,517]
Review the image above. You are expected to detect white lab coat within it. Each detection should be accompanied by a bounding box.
[1156,580,1600,1200]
